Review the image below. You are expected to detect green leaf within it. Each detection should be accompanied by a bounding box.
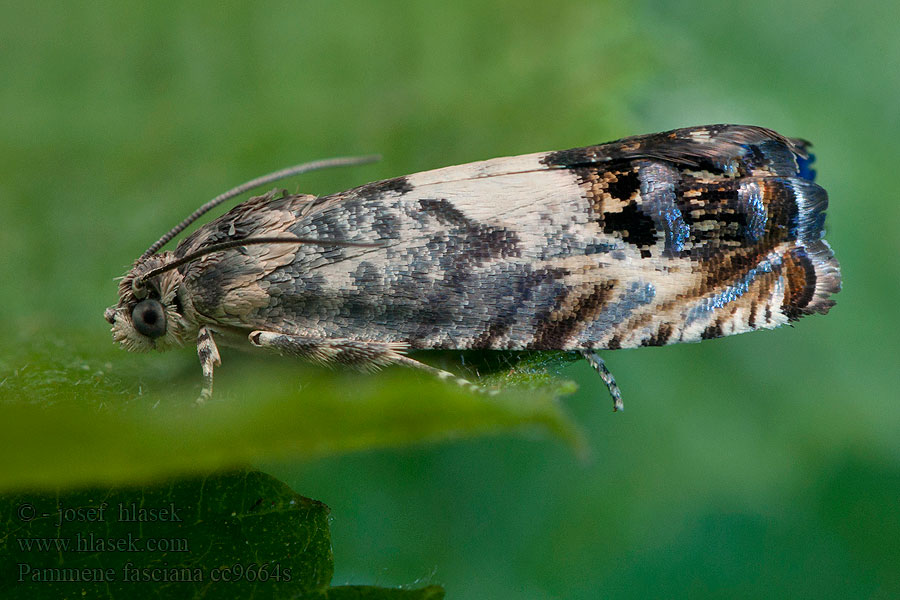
[1,470,330,599]
[299,585,445,600]
[0,335,583,491]
[1,470,444,600]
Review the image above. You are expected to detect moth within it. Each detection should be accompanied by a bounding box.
[106,125,841,410]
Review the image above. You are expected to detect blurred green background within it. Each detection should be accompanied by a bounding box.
[2,0,898,598]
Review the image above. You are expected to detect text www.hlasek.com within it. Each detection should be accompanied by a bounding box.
[18,532,188,553]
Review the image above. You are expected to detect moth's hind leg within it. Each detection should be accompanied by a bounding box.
[391,354,486,394]
[580,350,624,412]
[249,330,483,393]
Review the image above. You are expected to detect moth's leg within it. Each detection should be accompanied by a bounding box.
[249,331,407,369]
[391,354,486,394]
[196,326,221,404]
[249,330,485,393]
[580,350,624,412]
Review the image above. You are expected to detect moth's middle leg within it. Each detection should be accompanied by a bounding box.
[249,330,482,392]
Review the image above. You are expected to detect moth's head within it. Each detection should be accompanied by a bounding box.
[105,154,380,353]
[105,252,195,352]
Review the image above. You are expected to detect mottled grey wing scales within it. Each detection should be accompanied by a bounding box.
[178,125,839,354]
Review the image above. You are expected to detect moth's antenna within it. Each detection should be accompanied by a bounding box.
[135,236,383,287]
[140,155,380,260]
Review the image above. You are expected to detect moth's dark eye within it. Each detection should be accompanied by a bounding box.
[132,299,167,339]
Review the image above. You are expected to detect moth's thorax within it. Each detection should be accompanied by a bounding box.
[107,251,199,352]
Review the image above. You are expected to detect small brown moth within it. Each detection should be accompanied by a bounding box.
[106,125,841,409]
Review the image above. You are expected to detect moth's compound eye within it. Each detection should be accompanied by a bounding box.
[132,299,167,339]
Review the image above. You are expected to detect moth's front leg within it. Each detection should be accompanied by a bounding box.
[196,326,221,403]
[248,330,482,392]
[580,350,624,412]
